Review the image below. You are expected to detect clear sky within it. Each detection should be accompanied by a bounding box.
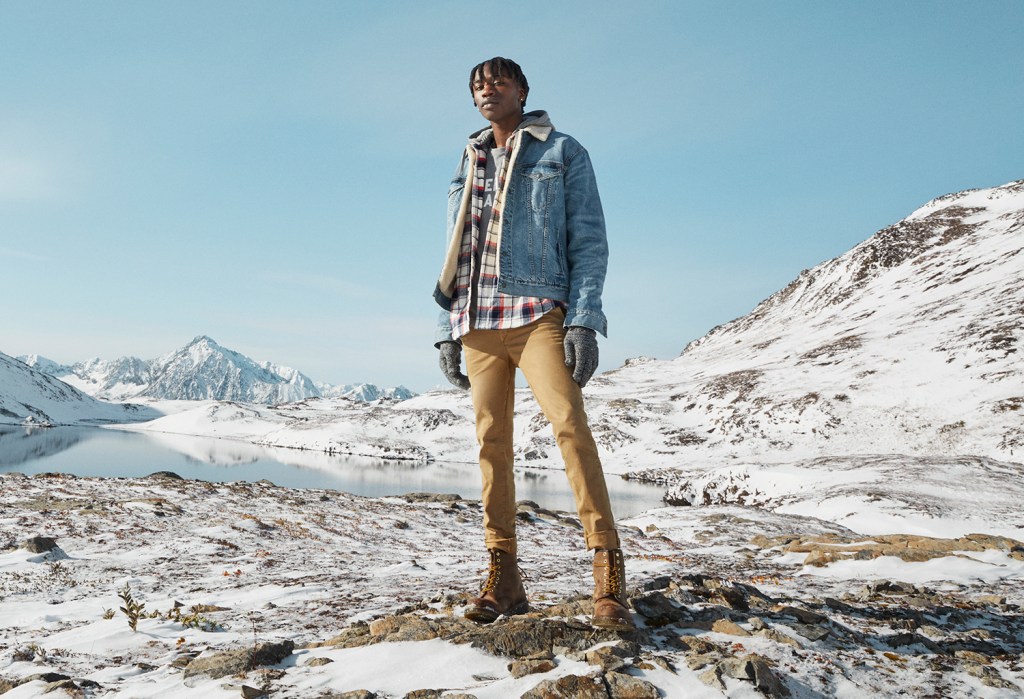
[2,1,1021,393]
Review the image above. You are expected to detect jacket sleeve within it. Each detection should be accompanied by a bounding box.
[435,308,455,347]
[433,153,469,346]
[562,146,609,336]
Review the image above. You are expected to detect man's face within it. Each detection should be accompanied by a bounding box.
[472,66,525,126]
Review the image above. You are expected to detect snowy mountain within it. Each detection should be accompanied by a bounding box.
[317,382,416,402]
[18,337,414,404]
[0,351,157,426]
[119,180,1023,471]
[579,178,1024,467]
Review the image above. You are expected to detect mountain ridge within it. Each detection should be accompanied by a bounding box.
[18,336,414,404]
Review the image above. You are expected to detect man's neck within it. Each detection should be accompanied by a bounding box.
[490,113,523,148]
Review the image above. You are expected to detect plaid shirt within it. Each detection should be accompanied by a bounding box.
[449,133,559,340]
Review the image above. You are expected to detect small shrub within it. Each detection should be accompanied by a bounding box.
[118,583,145,632]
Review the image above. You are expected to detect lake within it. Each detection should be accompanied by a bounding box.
[0,425,668,518]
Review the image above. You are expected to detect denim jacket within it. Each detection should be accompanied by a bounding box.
[433,111,609,344]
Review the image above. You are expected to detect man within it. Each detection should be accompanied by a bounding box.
[432,57,633,631]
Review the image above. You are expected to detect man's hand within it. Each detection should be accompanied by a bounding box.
[563,326,598,388]
[438,341,471,390]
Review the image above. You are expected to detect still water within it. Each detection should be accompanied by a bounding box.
[0,426,666,518]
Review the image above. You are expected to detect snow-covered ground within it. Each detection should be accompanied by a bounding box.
[2,472,1023,698]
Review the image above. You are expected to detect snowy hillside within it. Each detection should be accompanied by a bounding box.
[19,337,414,404]
[582,178,1024,466]
[0,352,156,426]
[117,180,1023,475]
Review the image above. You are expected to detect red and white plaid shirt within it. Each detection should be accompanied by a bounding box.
[449,132,560,341]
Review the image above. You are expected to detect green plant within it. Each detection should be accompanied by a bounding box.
[118,583,145,632]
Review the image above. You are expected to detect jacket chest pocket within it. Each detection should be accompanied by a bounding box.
[519,162,563,215]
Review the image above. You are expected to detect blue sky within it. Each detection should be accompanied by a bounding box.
[1,1,1021,393]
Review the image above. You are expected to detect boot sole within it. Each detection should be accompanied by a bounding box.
[591,616,636,631]
[464,601,529,624]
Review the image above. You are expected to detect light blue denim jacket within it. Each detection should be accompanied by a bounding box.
[433,111,609,344]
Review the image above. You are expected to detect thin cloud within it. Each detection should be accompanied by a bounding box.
[0,247,48,261]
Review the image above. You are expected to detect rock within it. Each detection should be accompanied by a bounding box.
[240,685,268,698]
[368,614,443,642]
[883,632,941,653]
[146,471,184,480]
[305,656,334,667]
[22,673,71,684]
[677,636,720,655]
[509,658,556,678]
[637,654,674,673]
[22,536,59,554]
[790,623,830,642]
[630,591,684,626]
[43,679,78,694]
[773,605,826,624]
[520,674,609,699]
[962,661,1021,690]
[402,493,462,504]
[686,653,720,671]
[369,617,401,636]
[338,692,378,699]
[182,640,295,679]
[458,617,627,659]
[755,628,803,648]
[639,576,672,592]
[711,618,751,637]
[786,533,1024,566]
[604,671,660,699]
[718,655,790,697]
[698,665,725,690]
[975,594,1007,606]
[585,646,629,672]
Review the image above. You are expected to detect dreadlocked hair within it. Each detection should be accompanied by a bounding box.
[469,57,530,108]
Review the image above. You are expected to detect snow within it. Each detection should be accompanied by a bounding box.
[2,179,1023,696]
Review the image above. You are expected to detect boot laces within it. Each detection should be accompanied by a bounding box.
[480,549,503,594]
[600,551,622,596]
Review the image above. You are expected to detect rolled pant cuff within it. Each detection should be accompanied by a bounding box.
[484,537,517,555]
[585,529,621,551]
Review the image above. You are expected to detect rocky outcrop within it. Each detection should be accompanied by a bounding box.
[752,531,1024,566]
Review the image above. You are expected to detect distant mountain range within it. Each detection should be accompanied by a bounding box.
[0,351,158,426]
[16,336,414,405]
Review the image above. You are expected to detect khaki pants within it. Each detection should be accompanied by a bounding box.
[461,308,620,555]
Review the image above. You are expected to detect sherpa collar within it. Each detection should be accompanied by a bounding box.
[467,110,554,148]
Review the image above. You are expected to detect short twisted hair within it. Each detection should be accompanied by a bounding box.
[469,57,530,108]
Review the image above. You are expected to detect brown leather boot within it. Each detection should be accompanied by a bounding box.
[464,548,529,624]
[592,548,635,630]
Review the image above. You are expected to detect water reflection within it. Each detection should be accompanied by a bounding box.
[0,426,666,517]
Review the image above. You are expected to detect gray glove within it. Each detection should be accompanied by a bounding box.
[563,326,598,388]
[438,341,471,390]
